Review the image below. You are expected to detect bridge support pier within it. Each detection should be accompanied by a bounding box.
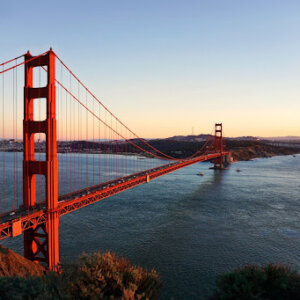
[213,123,224,169]
[23,49,59,270]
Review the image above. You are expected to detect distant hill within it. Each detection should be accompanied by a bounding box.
[165,134,300,143]
[165,134,213,142]
[166,134,259,142]
[260,136,300,142]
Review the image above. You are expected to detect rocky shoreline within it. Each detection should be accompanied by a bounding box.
[230,144,300,161]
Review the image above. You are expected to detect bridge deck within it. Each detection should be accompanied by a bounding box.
[0,152,229,240]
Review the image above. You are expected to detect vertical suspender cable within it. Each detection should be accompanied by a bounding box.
[115,119,117,179]
[86,88,88,188]
[65,77,68,193]
[110,113,112,181]
[92,96,95,185]
[77,81,81,189]
[38,63,42,208]
[13,66,16,211]
[98,102,101,184]
[2,65,4,214]
[69,73,72,192]
[15,59,19,209]
[105,109,107,183]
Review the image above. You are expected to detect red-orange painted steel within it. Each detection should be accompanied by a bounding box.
[23,50,59,270]
[214,123,223,169]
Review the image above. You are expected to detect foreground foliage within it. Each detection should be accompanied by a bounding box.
[212,263,300,300]
[0,251,161,300]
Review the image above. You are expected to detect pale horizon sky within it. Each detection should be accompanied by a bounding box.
[1,0,300,138]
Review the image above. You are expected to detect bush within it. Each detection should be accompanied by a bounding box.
[62,251,161,299]
[0,251,161,300]
[212,263,300,300]
[0,274,65,300]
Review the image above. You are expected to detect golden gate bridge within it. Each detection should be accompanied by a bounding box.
[0,49,230,270]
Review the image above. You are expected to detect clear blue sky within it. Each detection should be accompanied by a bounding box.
[1,0,299,138]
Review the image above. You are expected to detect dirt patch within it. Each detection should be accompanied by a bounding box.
[0,245,45,277]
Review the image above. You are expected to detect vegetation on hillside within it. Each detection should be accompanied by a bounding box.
[211,263,300,300]
[0,251,161,300]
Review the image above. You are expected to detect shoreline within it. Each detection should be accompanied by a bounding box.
[231,145,300,162]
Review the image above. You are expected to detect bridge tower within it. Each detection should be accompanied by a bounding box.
[214,123,223,169]
[23,49,59,270]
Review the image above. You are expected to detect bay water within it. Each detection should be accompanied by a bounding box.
[2,153,300,299]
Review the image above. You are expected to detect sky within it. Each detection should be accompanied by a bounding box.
[0,0,300,138]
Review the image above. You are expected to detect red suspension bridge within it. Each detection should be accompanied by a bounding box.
[0,49,230,270]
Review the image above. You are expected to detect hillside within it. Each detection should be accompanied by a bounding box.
[227,141,300,161]
[0,247,161,299]
[52,135,300,161]
[149,139,300,161]
[0,245,45,277]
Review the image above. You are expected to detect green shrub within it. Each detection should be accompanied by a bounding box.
[212,263,300,300]
[0,275,65,300]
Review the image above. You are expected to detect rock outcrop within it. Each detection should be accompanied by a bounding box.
[0,245,45,277]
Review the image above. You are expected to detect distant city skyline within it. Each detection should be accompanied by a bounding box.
[1,1,299,138]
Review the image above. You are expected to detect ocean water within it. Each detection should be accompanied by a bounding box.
[2,154,300,299]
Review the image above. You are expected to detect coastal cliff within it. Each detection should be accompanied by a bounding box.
[229,143,300,161]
